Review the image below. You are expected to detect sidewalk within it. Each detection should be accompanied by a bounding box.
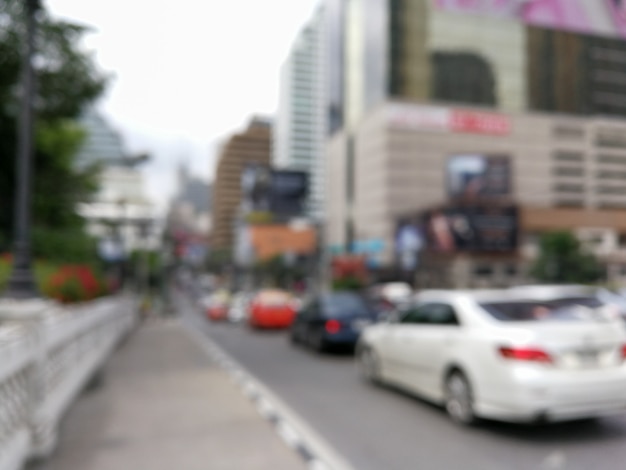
[29,317,305,470]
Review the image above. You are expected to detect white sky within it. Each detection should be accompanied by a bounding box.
[47,0,321,212]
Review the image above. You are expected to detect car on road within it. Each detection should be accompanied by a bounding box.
[356,288,626,425]
[249,289,297,329]
[204,290,231,321]
[290,291,378,352]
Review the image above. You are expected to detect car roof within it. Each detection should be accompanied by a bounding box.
[415,286,598,304]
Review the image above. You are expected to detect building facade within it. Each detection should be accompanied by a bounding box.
[75,110,157,257]
[273,0,346,220]
[325,0,626,286]
[327,100,626,286]
[212,117,272,249]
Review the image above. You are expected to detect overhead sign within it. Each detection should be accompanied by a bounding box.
[388,104,511,136]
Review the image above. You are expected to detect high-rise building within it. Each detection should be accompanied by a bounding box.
[326,0,626,286]
[273,0,345,220]
[212,117,272,249]
[344,0,626,123]
[75,110,157,256]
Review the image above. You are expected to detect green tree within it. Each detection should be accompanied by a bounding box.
[531,231,603,284]
[0,1,108,259]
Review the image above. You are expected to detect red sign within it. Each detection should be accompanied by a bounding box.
[388,104,511,136]
[451,110,511,136]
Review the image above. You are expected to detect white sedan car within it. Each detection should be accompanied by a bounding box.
[356,289,626,425]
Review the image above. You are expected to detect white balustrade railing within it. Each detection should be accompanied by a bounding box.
[0,295,137,470]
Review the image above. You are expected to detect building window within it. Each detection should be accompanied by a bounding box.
[555,199,584,208]
[430,52,497,107]
[597,185,626,195]
[553,166,585,177]
[553,183,585,193]
[473,264,494,276]
[597,154,626,165]
[597,170,626,179]
[596,131,626,149]
[597,201,626,209]
[553,151,584,162]
[504,264,518,276]
[553,126,585,140]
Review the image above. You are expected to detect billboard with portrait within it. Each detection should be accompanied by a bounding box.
[434,0,626,39]
[241,165,309,218]
[447,155,511,201]
[423,205,519,253]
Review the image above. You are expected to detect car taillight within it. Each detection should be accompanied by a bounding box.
[621,345,626,360]
[325,319,342,334]
[499,346,553,364]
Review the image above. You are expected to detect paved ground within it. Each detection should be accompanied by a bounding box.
[180,299,626,470]
[29,317,305,470]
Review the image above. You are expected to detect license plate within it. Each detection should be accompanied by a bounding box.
[576,349,599,366]
[351,320,371,331]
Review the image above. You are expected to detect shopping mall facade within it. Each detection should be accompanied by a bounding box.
[326,0,626,287]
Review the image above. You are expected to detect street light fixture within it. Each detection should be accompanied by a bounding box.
[5,0,42,299]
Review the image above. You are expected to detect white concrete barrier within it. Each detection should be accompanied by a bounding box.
[0,294,138,470]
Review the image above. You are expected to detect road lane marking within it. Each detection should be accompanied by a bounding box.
[179,300,355,470]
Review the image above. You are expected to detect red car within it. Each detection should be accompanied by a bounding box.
[249,289,297,329]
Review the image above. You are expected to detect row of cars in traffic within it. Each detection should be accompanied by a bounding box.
[196,281,626,426]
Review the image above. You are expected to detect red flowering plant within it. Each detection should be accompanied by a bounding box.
[331,255,369,291]
[43,265,109,303]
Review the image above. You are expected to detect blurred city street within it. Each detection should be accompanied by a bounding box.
[179,296,626,470]
[7,0,626,469]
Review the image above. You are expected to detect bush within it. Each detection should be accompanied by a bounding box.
[42,265,108,303]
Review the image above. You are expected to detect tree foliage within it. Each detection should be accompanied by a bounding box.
[531,231,603,284]
[0,0,108,259]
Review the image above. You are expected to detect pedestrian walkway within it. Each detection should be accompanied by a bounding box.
[29,318,305,470]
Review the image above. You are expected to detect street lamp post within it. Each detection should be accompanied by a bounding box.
[5,0,41,299]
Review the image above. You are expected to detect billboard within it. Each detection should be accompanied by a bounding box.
[447,155,511,200]
[241,165,309,219]
[423,205,519,253]
[434,0,626,39]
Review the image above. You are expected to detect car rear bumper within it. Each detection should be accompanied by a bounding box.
[324,331,360,345]
[476,369,626,423]
[250,311,295,328]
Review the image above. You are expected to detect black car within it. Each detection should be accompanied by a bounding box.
[290,292,378,351]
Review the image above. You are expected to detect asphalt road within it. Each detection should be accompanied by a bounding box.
[181,299,626,470]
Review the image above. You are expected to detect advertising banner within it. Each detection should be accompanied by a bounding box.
[241,165,309,218]
[423,205,519,253]
[434,0,626,39]
[447,155,511,200]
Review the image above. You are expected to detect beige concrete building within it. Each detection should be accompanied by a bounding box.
[212,118,271,250]
[326,100,626,287]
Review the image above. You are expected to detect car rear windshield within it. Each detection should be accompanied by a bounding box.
[325,294,374,317]
[479,296,606,322]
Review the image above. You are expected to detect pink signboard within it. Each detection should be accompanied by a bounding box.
[434,0,626,39]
